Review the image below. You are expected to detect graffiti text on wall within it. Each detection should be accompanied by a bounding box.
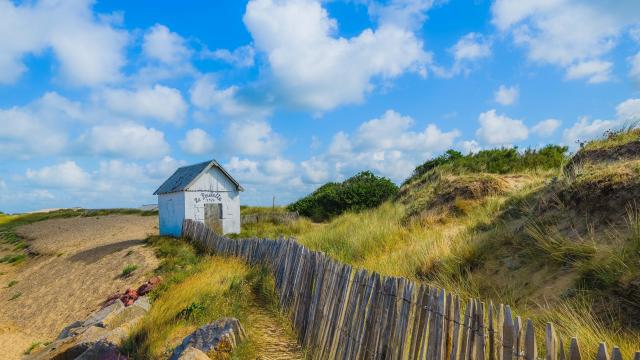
[194,192,222,204]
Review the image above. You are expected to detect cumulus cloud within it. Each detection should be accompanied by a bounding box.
[0,92,85,158]
[143,24,191,64]
[81,123,170,159]
[243,0,431,111]
[630,52,640,81]
[301,157,329,183]
[180,128,215,155]
[146,156,187,179]
[494,85,519,105]
[616,98,640,120]
[475,109,529,145]
[190,75,270,119]
[492,0,640,83]
[565,60,613,84]
[366,0,435,31]
[26,161,91,189]
[225,156,298,185]
[459,140,481,154]
[203,45,256,68]
[100,85,188,124]
[531,118,561,137]
[354,110,460,152]
[321,110,459,181]
[452,32,491,63]
[225,120,284,157]
[0,0,128,86]
[563,117,619,148]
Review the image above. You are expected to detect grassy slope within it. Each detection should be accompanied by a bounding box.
[242,131,640,355]
[123,236,298,359]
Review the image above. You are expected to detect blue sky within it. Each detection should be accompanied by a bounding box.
[1,0,640,213]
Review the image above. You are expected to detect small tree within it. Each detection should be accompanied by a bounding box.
[288,171,398,221]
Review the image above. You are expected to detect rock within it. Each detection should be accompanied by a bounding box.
[75,340,129,360]
[176,346,211,360]
[169,318,246,360]
[133,296,151,311]
[56,320,84,340]
[84,299,125,328]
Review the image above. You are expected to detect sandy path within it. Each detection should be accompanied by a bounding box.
[249,307,305,360]
[0,215,159,359]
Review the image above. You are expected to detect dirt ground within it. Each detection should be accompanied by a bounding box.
[0,214,159,359]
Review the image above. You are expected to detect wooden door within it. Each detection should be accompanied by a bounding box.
[204,203,223,234]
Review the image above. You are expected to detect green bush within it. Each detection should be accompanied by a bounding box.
[405,145,568,185]
[288,171,398,221]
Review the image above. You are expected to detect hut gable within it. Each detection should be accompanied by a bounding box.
[153,160,242,195]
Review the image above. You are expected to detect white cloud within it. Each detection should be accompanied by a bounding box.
[354,110,460,152]
[630,52,640,81]
[0,92,84,158]
[26,161,91,189]
[0,0,128,86]
[492,0,640,83]
[451,32,491,63]
[243,0,431,111]
[190,75,270,119]
[204,45,255,68]
[264,158,296,177]
[475,109,529,145]
[146,156,186,179]
[329,132,353,156]
[367,0,434,31]
[101,85,188,124]
[565,60,612,84]
[459,140,481,154]
[301,157,329,183]
[322,110,459,181]
[616,98,640,120]
[0,107,67,158]
[142,24,191,64]
[225,120,283,157]
[531,118,561,137]
[81,123,170,159]
[494,85,519,105]
[180,129,215,155]
[563,117,619,148]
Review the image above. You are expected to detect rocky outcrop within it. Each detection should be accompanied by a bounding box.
[26,296,150,360]
[170,318,246,360]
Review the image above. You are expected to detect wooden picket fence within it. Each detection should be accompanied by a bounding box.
[182,219,640,360]
[241,211,299,225]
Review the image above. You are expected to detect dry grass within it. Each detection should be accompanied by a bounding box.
[582,127,640,151]
[124,257,257,359]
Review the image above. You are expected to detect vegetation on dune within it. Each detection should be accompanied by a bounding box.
[124,236,296,359]
[233,127,640,355]
[404,145,568,185]
[287,171,398,221]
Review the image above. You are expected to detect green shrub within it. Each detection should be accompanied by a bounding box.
[288,171,398,221]
[405,145,568,185]
[121,264,138,278]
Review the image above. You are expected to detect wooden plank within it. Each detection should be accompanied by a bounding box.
[596,343,609,360]
[459,298,473,360]
[633,352,640,360]
[444,293,454,360]
[545,322,557,360]
[476,301,485,360]
[513,316,522,360]
[611,347,623,360]
[449,296,462,360]
[558,339,565,360]
[502,306,514,360]
[409,285,428,360]
[488,302,496,360]
[524,319,536,360]
[568,337,581,360]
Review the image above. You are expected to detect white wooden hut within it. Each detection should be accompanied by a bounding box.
[154,160,243,236]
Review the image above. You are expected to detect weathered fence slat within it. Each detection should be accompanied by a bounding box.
[181,220,639,360]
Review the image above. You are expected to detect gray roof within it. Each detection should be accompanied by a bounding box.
[153,160,243,195]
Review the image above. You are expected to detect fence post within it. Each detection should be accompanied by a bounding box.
[545,322,557,360]
[568,337,581,360]
[502,306,514,360]
[524,320,536,360]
